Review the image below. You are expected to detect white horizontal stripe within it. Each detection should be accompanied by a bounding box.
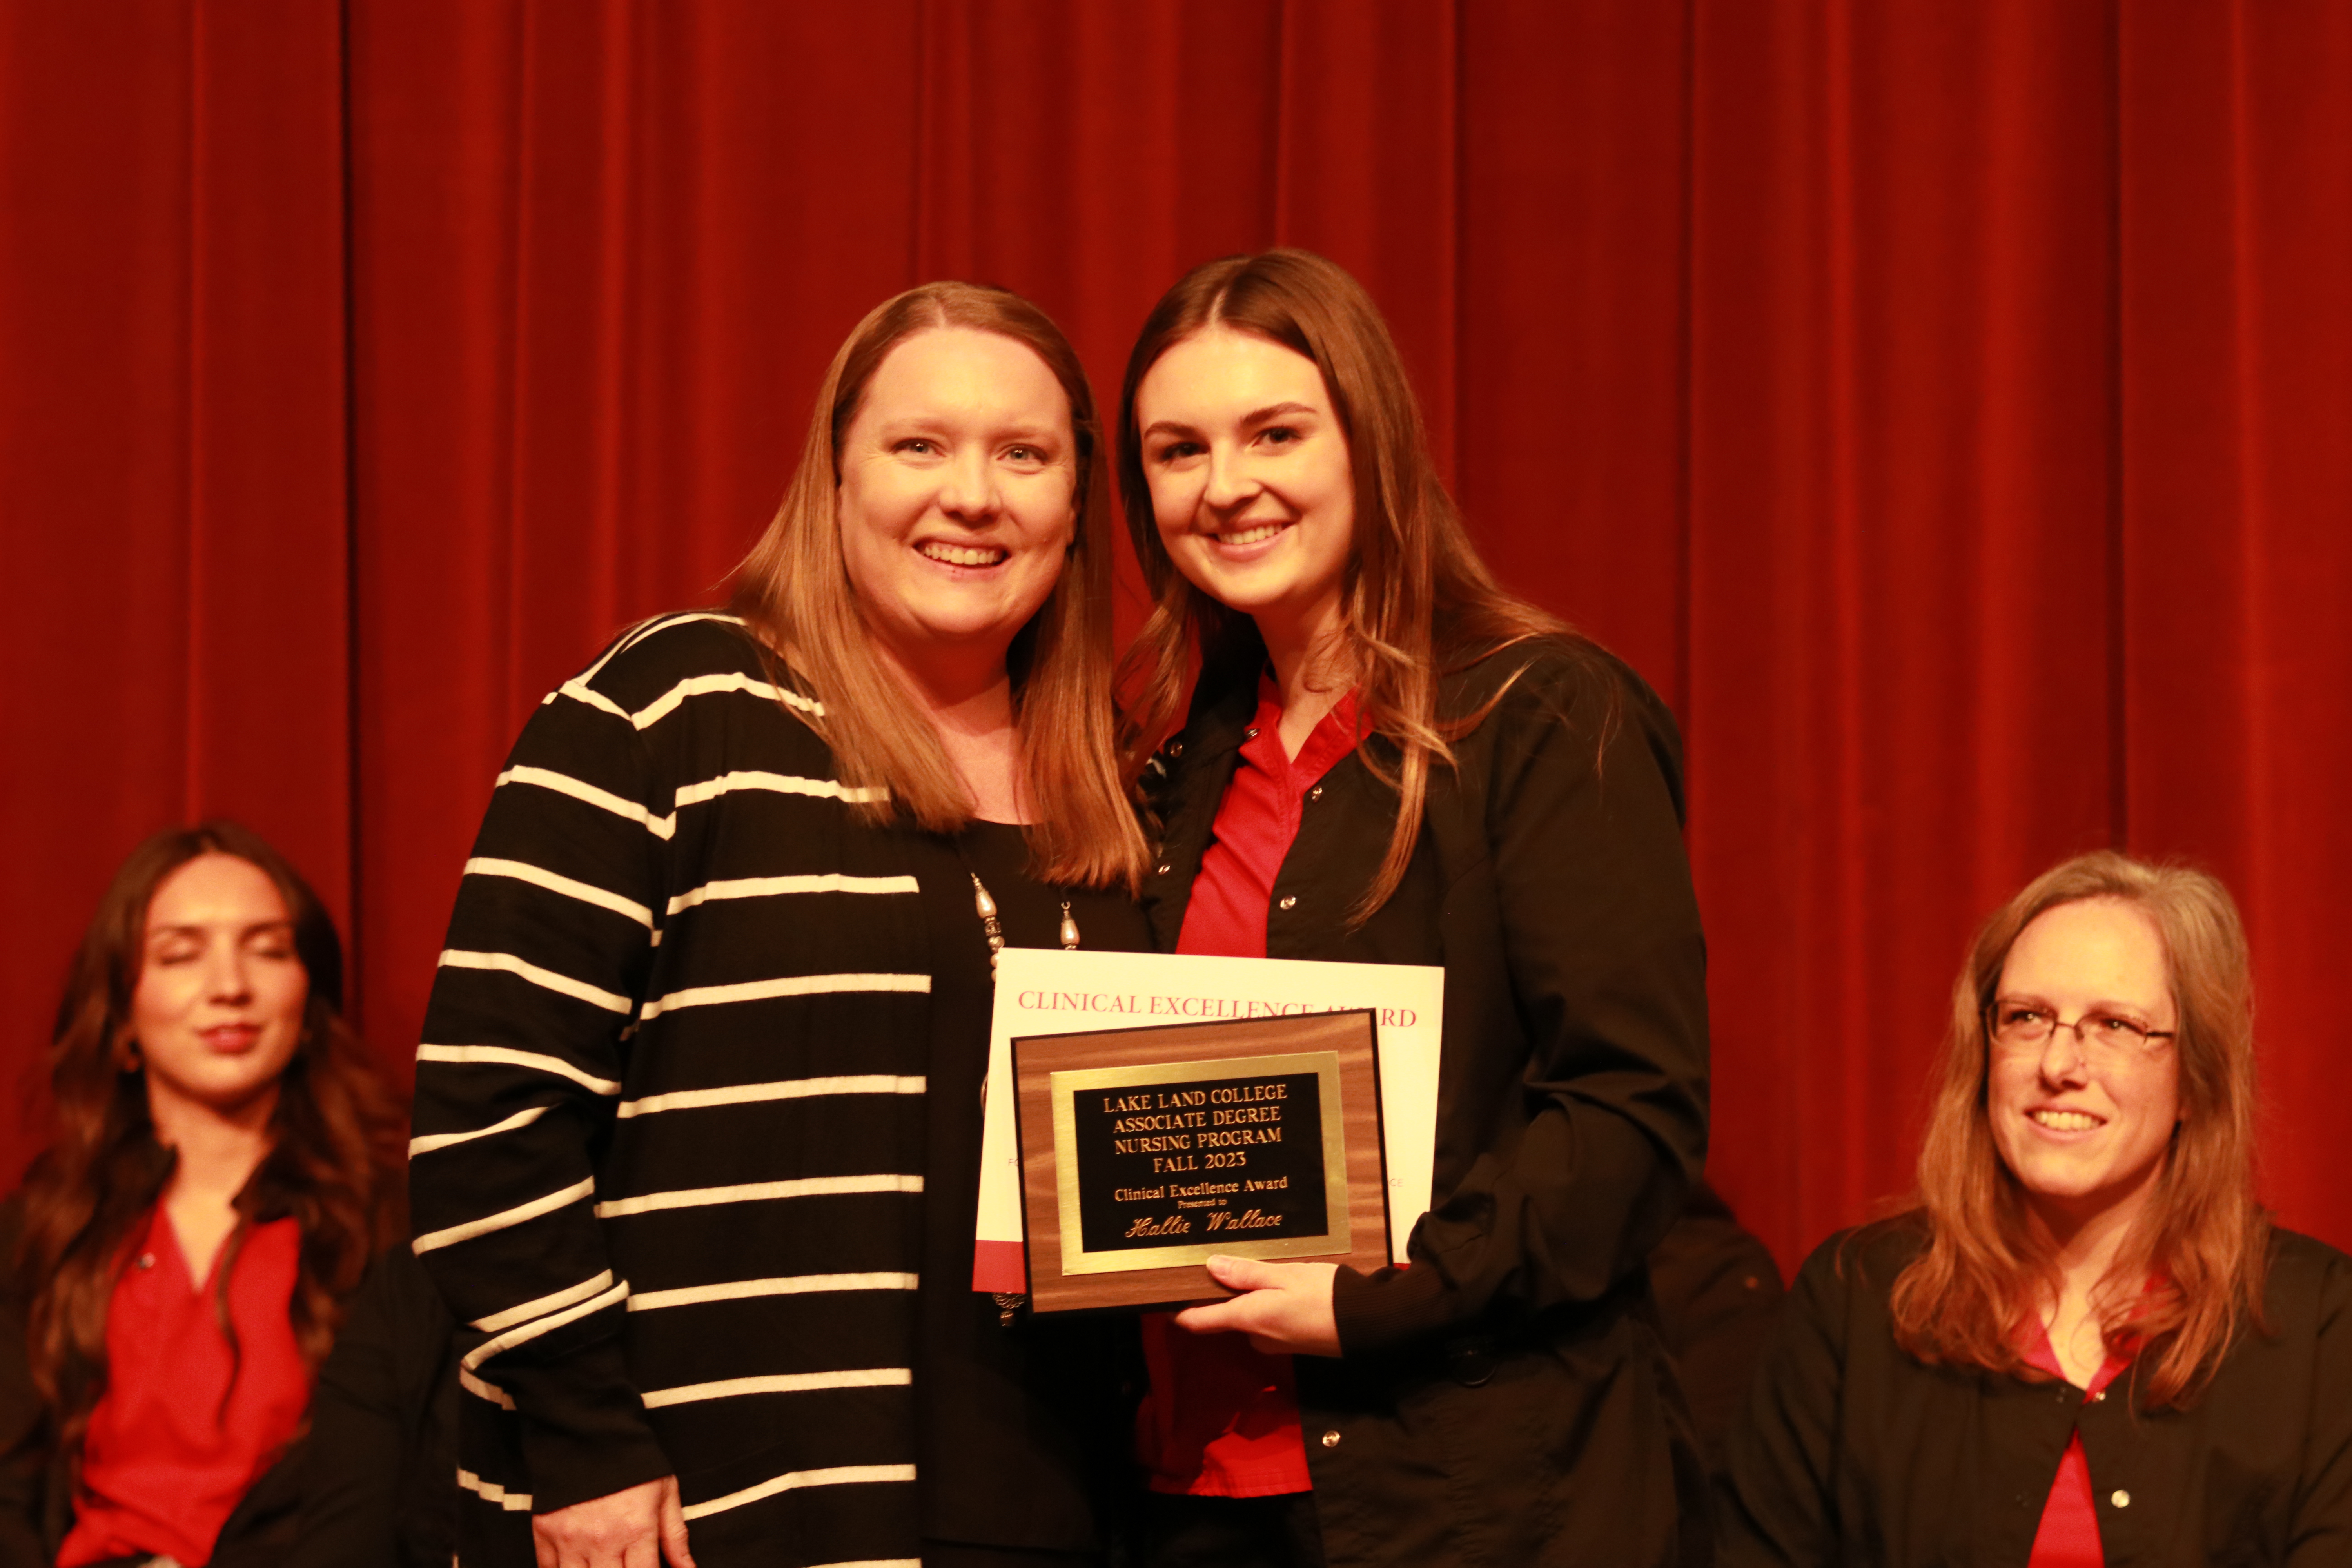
[639,971,929,1021]
[473,1269,616,1334]
[459,1368,516,1409]
[439,949,633,1014]
[641,1366,909,1409]
[543,611,757,711]
[464,857,654,927]
[458,1467,533,1512]
[496,764,674,838]
[552,677,630,719]
[666,872,917,916]
[808,1561,920,1568]
[409,1103,550,1156]
[413,1177,597,1254]
[631,671,821,729]
[618,1075,924,1120]
[618,609,743,655]
[673,769,887,811]
[628,1271,918,1312]
[415,1045,621,1097]
[681,1464,915,1522]
[461,1281,631,1371]
[573,610,746,688]
[594,1173,921,1220]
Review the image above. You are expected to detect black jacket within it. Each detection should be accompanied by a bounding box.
[1142,636,1713,1568]
[1716,1222,2352,1566]
[1650,1182,1788,1481]
[288,1247,460,1568]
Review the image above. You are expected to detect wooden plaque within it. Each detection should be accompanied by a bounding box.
[1010,1009,1389,1313]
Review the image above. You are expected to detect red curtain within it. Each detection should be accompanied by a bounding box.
[2,1,2345,1275]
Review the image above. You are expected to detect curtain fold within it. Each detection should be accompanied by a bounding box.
[2119,0,2352,1232]
[0,0,349,1049]
[2,0,2344,1269]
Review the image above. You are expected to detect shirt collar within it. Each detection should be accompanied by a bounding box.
[1239,673,1362,783]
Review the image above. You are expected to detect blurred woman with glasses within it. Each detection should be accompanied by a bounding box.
[1717,850,2352,1565]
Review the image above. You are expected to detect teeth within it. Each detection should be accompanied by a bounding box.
[1217,523,1285,546]
[918,542,1007,567]
[2031,1109,2102,1132]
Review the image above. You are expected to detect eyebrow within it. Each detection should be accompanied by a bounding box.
[875,416,1063,441]
[1141,401,1321,441]
[1994,992,2160,1017]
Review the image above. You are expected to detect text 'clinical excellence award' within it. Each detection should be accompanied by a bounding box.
[1011,1010,1390,1312]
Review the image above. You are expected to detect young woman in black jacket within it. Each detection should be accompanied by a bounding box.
[1114,248,1712,1568]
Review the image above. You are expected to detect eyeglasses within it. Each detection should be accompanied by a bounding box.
[1985,1000,2176,1055]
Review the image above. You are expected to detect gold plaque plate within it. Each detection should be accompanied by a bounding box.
[1011,1010,1389,1312]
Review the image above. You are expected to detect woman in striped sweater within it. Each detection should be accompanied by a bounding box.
[407,284,1153,1568]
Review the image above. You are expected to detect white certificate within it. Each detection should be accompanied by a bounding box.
[975,947,1444,1289]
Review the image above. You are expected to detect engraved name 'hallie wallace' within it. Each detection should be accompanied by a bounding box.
[1071,1070,1328,1255]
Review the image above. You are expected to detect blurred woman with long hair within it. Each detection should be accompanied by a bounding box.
[0,821,404,1566]
[1717,851,2352,1564]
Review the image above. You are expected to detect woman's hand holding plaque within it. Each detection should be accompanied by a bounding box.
[1175,1256,1342,1356]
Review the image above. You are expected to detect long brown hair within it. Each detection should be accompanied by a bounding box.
[14,822,404,1457]
[730,281,1149,891]
[1887,850,2270,1408]
[1116,249,1582,918]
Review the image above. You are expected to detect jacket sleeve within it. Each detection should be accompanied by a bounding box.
[291,1247,459,1568]
[1712,1236,1852,1566]
[2293,1244,2352,1564]
[1332,657,1710,1348]
[406,669,673,1513]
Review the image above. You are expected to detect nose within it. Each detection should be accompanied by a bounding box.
[936,445,1001,525]
[203,942,254,1005]
[2036,1021,2091,1086]
[1202,442,1255,511]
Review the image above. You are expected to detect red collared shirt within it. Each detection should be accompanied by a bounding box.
[1136,679,1360,1498]
[2020,1321,2134,1568]
[58,1208,309,1568]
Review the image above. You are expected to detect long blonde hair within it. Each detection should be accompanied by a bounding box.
[731,282,1148,890]
[1887,850,2270,1408]
[1115,250,1583,919]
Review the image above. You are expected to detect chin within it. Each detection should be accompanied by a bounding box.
[1186,574,1296,618]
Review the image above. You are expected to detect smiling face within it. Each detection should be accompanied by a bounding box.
[128,852,309,1128]
[1133,327,1356,651]
[836,326,1078,685]
[1987,897,2183,1230]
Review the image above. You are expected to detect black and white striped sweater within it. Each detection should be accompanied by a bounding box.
[410,612,935,1568]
